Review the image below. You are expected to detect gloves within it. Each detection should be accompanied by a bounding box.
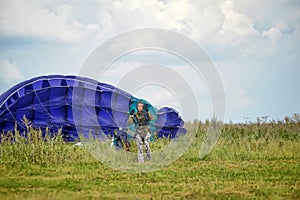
[132,114,139,125]
[130,109,135,115]
[144,104,149,112]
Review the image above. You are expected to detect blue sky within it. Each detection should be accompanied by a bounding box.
[0,0,299,122]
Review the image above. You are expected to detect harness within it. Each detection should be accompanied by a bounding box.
[132,111,150,126]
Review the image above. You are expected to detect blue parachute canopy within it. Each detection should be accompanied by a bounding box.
[0,75,186,141]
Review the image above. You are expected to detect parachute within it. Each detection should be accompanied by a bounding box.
[0,75,186,141]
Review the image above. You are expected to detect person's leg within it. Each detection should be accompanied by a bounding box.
[145,132,152,160]
[136,134,144,162]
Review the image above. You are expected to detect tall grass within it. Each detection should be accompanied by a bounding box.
[184,114,300,161]
[0,120,93,166]
[0,114,299,166]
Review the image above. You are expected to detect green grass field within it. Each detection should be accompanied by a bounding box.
[0,115,299,199]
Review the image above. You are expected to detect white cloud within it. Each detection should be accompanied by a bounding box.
[0,0,100,43]
[0,60,24,84]
[0,0,296,52]
[216,0,259,46]
[94,0,265,48]
[262,20,292,43]
[97,0,223,44]
[263,27,281,42]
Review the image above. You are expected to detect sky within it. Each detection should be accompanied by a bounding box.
[0,0,299,122]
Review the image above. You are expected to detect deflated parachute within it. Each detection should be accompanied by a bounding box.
[0,75,186,141]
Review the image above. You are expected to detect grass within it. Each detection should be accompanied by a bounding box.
[0,115,299,199]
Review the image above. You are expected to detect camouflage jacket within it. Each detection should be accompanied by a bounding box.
[128,111,153,127]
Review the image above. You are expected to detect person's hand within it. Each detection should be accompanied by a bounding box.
[133,133,137,139]
[144,104,149,112]
[130,109,135,115]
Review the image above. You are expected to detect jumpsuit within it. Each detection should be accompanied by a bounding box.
[132,111,152,162]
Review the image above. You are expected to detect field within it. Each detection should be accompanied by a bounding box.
[0,115,299,199]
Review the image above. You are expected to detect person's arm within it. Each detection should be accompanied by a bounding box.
[127,114,134,125]
[128,110,137,125]
[131,113,139,127]
[145,105,155,121]
[144,107,154,123]
[147,111,154,121]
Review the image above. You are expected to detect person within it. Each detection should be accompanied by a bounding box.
[130,101,153,162]
[112,127,130,151]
